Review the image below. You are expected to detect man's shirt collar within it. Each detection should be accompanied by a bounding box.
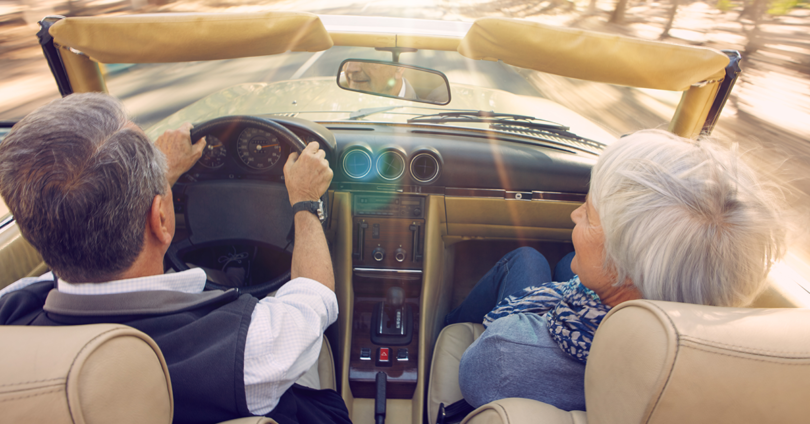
[57,268,207,295]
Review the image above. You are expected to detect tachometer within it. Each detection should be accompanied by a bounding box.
[236,128,282,170]
[198,135,226,169]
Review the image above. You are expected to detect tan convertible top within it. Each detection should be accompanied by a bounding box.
[458,18,729,92]
[50,12,333,63]
[48,11,731,138]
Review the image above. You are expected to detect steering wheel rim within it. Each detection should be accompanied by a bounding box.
[166,115,324,298]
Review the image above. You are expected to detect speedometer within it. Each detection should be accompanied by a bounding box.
[198,135,226,169]
[236,128,282,170]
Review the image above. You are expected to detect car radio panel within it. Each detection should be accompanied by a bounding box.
[352,194,425,269]
[353,194,425,219]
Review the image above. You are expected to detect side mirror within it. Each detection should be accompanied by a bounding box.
[337,59,451,105]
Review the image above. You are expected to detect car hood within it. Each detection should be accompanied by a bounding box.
[146,77,616,145]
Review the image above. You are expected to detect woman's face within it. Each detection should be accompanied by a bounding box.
[570,197,614,294]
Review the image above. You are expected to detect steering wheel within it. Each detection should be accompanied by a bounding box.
[165,115,326,298]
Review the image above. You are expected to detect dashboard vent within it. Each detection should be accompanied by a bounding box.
[376,151,406,181]
[410,153,440,183]
[342,149,373,179]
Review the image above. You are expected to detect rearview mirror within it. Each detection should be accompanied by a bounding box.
[337,59,451,105]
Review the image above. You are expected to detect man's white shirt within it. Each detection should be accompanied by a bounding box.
[0,268,338,415]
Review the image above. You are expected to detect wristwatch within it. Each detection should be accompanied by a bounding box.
[292,200,326,223]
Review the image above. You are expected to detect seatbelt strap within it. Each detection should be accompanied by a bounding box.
[436,399,475,424]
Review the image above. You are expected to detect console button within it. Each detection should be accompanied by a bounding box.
[396,348,409,362]
[360,347,371,361]
[376,347,392,367]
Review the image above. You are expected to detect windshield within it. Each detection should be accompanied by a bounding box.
[103,45,675,144]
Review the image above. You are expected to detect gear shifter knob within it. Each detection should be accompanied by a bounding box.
[387,286,404,308]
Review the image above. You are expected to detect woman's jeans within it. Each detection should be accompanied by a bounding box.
[445,247,575,325]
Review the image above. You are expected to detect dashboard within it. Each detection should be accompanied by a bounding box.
[180,115,597,197]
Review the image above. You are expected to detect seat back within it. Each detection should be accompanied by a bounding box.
[0,324,173,424]
[427,322,486,424]
[586,300,810,424]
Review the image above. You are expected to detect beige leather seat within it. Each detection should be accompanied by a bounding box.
[0,324,337,424]
[428,299,810,424]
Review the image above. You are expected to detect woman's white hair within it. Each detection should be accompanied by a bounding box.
[589,129,785,307]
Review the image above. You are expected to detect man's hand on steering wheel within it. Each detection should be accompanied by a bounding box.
[156,122,206,186]
[283,141,333,205]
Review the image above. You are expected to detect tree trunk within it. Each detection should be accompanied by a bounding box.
[660,0,680,39]
[587,0,598,14]
[609,0,630,24]
[743,0,768,55]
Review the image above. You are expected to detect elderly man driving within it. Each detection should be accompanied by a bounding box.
[0,93,348,424]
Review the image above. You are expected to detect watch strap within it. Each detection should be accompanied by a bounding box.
[292,200,325,223]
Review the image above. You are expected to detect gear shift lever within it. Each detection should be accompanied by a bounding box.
[371,286,413,345]
[387,286,404,308]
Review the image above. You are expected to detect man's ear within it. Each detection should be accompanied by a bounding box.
[148,194,173,246]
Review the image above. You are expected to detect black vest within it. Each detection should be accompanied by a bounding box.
[0,280,351,424]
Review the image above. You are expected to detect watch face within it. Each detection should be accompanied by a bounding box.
[315,200,326,223]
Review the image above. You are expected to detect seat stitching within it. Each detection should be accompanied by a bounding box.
[680,336,810,356]
[65,327,138,420]
[0,387,62,403]
[643,302,680,424]
[0,378,64,387]
[681,343,810,364]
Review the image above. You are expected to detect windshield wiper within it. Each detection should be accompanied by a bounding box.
[348,106,407,120]
[407,110,606,153]
[407,110,571,133]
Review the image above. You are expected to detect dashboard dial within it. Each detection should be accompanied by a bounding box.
[237,128,282,170]
[198,135,226,169]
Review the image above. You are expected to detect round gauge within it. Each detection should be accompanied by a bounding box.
[198,135,226,169]
[236,128,282,170]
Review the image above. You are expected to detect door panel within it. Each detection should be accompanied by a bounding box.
[0,223,47,289]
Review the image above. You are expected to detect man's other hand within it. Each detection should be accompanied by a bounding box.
[156,122,205,186]
[283,142,333,206]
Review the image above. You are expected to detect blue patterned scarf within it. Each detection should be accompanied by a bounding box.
[483,276,611,364]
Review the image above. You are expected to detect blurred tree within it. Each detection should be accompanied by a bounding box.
[609,0,629,23]
[660,0,681,39]
[740,0,768,55]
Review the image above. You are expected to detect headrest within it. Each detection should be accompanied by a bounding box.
[0,324,173,424]
[585,300,810,423]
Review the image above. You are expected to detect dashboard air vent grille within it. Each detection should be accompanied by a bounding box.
[342,149,373,179]
[410,153,440,183]
[376,151,406,181]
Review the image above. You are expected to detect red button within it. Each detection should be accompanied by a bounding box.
[379,348,389,362]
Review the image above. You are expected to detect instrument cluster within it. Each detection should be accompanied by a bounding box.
[187,126,325,181]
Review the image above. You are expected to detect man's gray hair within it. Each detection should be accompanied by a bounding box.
[0,93,167,282]
[590,129,785,307]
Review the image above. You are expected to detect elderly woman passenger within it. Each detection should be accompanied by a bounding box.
[445,129,785,411]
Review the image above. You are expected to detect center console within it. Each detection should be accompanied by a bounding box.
[349,194,425,401]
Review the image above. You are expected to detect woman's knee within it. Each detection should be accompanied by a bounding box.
[507,247,548,268]
[501,247,552,282]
